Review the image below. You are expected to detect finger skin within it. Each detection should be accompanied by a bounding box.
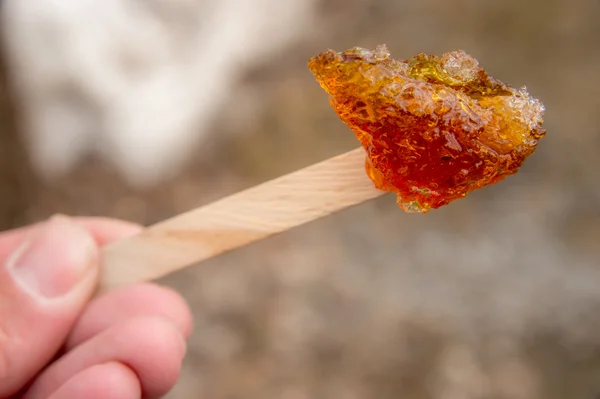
[23,316,186,399]
[0,217,143,260]
[47,362,141,399]
[0,219,100,397]
[67,283,193,349]
[0,217,143,397]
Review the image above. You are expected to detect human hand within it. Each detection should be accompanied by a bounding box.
[0,215,192,399]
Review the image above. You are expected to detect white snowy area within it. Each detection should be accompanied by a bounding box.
[1,0,316,186]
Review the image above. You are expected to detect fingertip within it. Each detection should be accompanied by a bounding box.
[140,283,194,338]
[122,316,187,396]
[44,362,141,399]
[67,283,193,348]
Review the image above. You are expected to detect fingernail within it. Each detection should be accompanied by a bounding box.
[6,215,98,299]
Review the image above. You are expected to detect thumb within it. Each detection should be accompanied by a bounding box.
[0,215,99,397]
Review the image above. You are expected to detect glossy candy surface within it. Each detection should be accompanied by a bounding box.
[309,45,546,213]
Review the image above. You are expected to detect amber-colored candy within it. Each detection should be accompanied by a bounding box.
[308,45,546,213]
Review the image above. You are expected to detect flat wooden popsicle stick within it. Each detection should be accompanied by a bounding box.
[98,147,386,293]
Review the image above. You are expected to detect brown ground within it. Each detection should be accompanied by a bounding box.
[2,0,600,398]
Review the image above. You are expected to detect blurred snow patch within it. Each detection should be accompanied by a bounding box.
[1,0,316,186]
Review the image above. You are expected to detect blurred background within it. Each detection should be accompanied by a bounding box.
[1,0,600,398]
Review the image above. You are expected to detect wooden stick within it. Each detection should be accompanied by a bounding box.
[98,147,385,292]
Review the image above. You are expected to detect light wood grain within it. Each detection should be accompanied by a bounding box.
[98,147,385,292]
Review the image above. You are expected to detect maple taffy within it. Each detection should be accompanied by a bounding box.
[309,45,546,213]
